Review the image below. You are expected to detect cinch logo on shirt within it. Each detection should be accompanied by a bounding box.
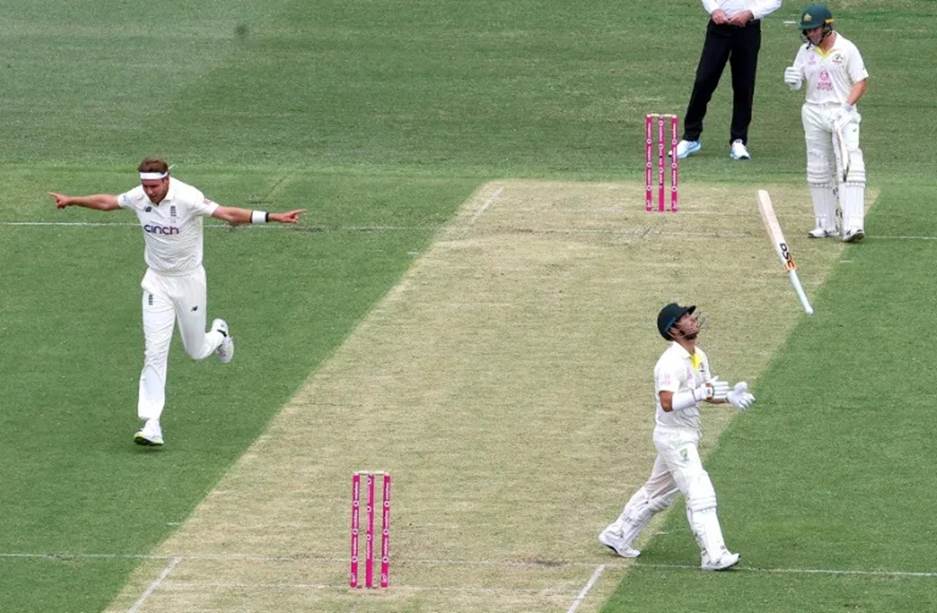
[143,224,180,235]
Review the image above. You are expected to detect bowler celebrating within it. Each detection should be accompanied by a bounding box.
[49,158,304,446]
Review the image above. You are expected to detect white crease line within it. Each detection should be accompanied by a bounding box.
[6,551,935,580]
[0,221,278,229]
[467,185,504,226]
[0,221,420,232]
[127,555,180,613]
[871,235,937,241]
[638,562,937,578]
[164,581,571,596]
[0,551,603,568]
[6,221,937,243]
[567,564,605,613]
[0,552,159,560]
[3,221,141,227]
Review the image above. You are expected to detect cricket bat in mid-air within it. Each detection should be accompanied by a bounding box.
[757,190,814,315]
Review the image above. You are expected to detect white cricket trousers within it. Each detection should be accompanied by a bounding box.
[802,102,866,233]
[138,266,224,421]
[801,101,863,184]
[613,426,728,559]
[647,426,707,499]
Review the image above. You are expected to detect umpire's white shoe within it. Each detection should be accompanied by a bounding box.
[212,319,235,364]
[701,548,740,571]
[675,139,702,159]
[134,419,164,447]
[598,528,641,558]
[729,140,751,160]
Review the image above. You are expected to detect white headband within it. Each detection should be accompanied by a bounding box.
[139,171,168,180]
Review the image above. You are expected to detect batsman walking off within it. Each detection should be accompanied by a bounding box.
[599,303,755,571]
[49,158,304,446]
[784,3,869,242]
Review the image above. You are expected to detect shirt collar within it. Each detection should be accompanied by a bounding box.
[671,341,702,368]
[163,177,176,203]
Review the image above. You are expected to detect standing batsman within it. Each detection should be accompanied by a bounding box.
[49,158,304,446]
[784,3,869,242]
[599,303,755,571]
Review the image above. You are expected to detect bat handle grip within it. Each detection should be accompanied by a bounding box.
[788,270,814,315]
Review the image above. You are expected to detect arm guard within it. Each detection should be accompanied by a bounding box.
[671,384,709,411]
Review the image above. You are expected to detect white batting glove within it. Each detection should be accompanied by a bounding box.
[783,66,802,91]
[709,377,731,401]
[727,382,755,411]
[832,104,860,133]
[690,384,712,402]
[692,377,730,402]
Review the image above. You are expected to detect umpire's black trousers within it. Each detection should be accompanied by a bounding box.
[682,19,762,145]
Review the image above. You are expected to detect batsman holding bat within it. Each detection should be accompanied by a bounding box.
[784,3,869,242]
[599,303,754,571]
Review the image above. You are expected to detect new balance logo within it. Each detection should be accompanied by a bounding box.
[143,224,179,235]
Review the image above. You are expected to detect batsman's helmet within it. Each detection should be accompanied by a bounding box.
[799,4,834,33]
[657,303,696,341]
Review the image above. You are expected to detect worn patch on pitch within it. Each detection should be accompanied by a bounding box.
[106,181,858,612]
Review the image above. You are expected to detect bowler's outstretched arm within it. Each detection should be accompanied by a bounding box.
[48,192,120,211]
[211,206,305,225]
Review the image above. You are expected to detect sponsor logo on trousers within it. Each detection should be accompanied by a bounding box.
[143,224,179,235]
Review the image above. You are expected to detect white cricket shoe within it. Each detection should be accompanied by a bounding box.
[729,140,751,160]
[843,228,865,243]
[701,548,740,571]
[212,319,235,364]
[807,227,837,239]
[598,528,641,558]
[675,139,701,159]
[134,419,164,446]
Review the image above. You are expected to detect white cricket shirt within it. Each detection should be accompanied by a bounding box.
[701,0,781,20]
[793,33,869,106]
[118,178,219,275]
[653,342,713,431]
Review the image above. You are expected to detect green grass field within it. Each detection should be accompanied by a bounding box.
[2,1,937,611]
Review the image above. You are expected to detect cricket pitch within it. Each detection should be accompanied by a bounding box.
[106,180,849,612]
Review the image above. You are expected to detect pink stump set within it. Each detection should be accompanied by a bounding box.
[645,113,679,213]
[349,471,392,589]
